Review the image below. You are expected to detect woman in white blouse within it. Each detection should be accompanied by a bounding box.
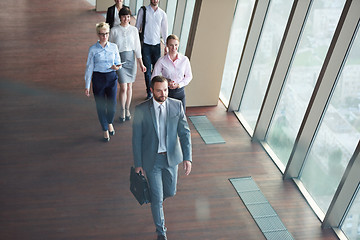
[109,7,146,122]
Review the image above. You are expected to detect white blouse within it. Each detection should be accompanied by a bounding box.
[109,25,142,58]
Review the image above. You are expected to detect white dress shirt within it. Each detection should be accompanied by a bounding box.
[136,5,168,45]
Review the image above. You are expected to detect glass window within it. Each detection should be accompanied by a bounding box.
[300,26,360,213]
[342,186,360,240]
[136,0,144,14]
[266,0,346,166]
[179,0,196,55]
[126,0,136,15]
[219,0,256,107]
[166,0,178,35]
[237,0,293,130]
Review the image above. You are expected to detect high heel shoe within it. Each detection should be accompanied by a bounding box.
[108,124,115,136]
[119,109,126,123]
[125,109,131,121]
[103,131,110,142]
[119,116,126,123]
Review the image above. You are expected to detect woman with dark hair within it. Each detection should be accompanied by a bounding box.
[106,0,127,29]
[85,22,121,142]
[109,7,146,122]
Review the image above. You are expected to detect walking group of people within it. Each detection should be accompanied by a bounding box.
[84,1,193,239]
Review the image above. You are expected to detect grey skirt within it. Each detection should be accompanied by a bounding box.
[117,50,137,84]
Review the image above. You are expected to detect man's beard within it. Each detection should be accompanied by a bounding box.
[154,95,167,103]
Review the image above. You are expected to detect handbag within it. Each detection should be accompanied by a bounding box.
[130,166,151,205]
[139,6,146,43]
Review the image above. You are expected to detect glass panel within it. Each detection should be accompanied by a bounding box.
[219,0,256,107]
[237,0,293,130]
[128,0,136,15]
[342,186,360,240]
[300,27,360,213]
[179,0,196,55]
[166,0,178,35]
[136,0,144,15]
[124,0,130,7]
[266,0,346,165]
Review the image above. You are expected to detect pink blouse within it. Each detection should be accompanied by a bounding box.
[151,53,193,88]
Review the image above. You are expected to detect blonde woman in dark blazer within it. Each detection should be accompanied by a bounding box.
[106,0,127,29]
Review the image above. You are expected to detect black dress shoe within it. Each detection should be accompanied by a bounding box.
[103,137,110,142]
[109,130,115,136]
[157,235,167,240]
[125,115,131,121]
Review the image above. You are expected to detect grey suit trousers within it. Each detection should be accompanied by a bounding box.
[146,153,178,236]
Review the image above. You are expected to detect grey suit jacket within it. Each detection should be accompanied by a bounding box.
[132,97,192,172]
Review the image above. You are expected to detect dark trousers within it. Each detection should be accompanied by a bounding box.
[92,71,118,131]
[169,87,186,112]
[142,43,161,95]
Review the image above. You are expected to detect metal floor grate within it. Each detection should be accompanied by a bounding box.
[229,177,294,240]
[188,115,225,144]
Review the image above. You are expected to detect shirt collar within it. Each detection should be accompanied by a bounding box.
[166,53,182,62]
[152,98,167,109]
[96,41,109,49]
[120,24,130,29]
[147,4,158,13]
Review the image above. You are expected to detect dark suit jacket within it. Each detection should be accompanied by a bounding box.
[106,4,128,29]
[132,98,192,172]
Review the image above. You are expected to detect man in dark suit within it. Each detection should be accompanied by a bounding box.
[132,76,192,240]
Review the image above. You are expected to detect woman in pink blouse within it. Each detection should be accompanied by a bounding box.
[151,34,192,111]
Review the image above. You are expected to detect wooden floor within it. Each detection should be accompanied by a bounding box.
[0,1,338,239]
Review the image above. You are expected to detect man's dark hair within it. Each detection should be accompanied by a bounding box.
[119,6,131,17]
[151,75,167,89]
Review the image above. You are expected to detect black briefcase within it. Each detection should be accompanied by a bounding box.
[130,166,151,205]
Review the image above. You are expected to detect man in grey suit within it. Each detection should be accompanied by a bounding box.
[132,75,192,240]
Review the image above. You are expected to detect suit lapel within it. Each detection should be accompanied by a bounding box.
[164,100,170,147]
[165,99,170,134]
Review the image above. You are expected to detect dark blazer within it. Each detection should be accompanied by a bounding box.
[106,4,128,29]
[132,98,192,172]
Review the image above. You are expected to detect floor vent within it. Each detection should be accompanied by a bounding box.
[229,176,294,240]
[188,115,225,144]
